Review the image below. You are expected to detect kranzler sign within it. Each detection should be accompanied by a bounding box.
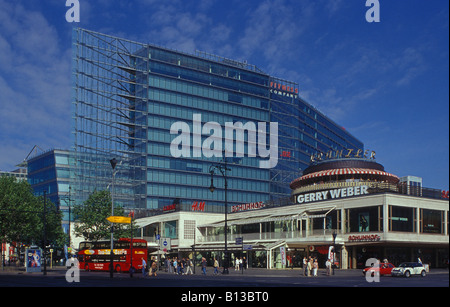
[295,185,369,204]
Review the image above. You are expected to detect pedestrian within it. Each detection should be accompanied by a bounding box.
[173,257,178,274]
[180,258,186,275]
[303,257,308,276]
[168,257,173,274]
[164,257,168,272]
[150,261,158,277]
[325,258,331,276]
[201,257,207,275]
[185,258,193,275]
[142,258,147,278]
[235,257,240,271]
[213,258,219,275]
[307,258,312,277]
[313,259,318,277]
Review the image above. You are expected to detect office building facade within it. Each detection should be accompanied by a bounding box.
[27,149,73,234]
[71,28,363,212]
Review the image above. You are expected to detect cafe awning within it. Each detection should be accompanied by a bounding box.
[294,168,399,182]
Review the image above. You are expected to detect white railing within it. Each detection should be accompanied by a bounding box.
[197,229,342,243]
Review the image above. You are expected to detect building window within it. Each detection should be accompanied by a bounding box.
[421,209,443,234]
[389,206,415,232]
[164,220,178,239]
[346,206,382,233]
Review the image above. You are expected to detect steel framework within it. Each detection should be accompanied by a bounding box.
[72,28,148,208]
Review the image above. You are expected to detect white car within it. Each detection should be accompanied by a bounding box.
[391,262,427,278]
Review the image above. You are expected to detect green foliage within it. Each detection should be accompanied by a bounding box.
[0,175,66,248]
[72,190,134,242]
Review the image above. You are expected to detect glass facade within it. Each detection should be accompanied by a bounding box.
[72,28,363,212]
[27,149,73,234]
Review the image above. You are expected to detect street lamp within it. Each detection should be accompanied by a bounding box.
[209,162,231,274]
[109,158,118,279]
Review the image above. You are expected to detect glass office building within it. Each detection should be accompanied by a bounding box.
[27,149,73,234]
[72,28,363,212]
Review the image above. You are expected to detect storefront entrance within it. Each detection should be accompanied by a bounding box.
[348,245,449,269]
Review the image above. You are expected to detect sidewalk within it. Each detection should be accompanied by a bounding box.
[0,265,67,275]
[1,265,447,277]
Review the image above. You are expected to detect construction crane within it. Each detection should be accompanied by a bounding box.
[15,145,45,168]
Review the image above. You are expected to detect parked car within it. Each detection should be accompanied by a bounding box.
[391,262,427,278]
[363,262,395,276]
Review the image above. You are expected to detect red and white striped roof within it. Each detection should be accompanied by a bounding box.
[292,168,399,184]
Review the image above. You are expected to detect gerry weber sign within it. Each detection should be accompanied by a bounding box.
[295,185,369,204]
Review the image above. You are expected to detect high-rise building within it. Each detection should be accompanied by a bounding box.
[71,28,363,212]
[27,149,73,233]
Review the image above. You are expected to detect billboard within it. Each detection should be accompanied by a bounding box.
[26,249,42,273]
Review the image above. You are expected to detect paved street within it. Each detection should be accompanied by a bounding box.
[0,266,448,288]
[0,266,447,305]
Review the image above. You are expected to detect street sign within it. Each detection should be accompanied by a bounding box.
[235,237,243,245]
[243,245,253,250]
[160,238,171,250]
[106,216,132,224]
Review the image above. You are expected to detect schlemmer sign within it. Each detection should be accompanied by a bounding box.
[296,185,369,204]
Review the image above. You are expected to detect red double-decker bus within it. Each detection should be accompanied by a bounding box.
[77,238,147,273]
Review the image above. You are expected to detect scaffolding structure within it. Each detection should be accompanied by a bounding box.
[71,28,148,209]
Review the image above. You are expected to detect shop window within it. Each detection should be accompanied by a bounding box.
[390,206,414,232]
[164,220,178,239]
[347,206,381,233]
[421,209,443,234]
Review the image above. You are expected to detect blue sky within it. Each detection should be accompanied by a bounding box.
[0,0,448,190]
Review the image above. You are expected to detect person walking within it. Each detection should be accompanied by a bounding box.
[201,257,207,275]
[325,258,331,276]
[213,258,219,275]
[142,258,147,278]
[235,257,240,271]
[180,258,186,275]
[173,257,178,274]
[164,257,169,272]
[313,259,318,277]
[303,257,308,276]
[168,257,173,274]
[185,258,193,275]
[307,258,312,277]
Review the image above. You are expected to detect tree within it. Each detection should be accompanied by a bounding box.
[34,195,67,250]
[0,176,66,251]
[72,190,134,242]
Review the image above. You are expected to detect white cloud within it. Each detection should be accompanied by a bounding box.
[0,0,71,171]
